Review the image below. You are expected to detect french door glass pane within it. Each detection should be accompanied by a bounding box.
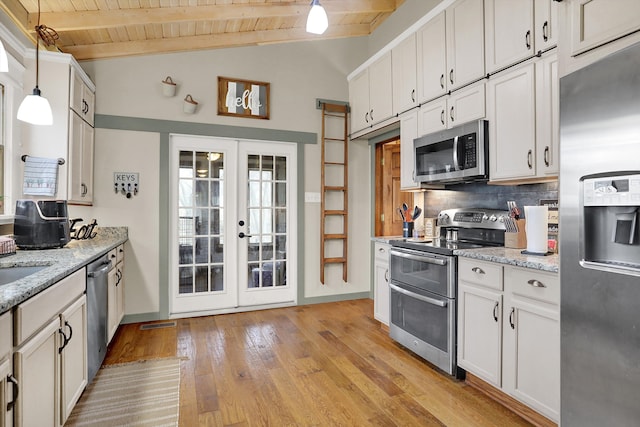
[177,150,225,295]
[245,154,288,289]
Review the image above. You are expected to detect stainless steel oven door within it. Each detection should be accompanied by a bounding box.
[389,282,456,375]
[389,248,456,297]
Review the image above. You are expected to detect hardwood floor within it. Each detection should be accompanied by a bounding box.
[105,299,532,426]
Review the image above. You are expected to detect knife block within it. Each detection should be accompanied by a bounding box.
[505,219,527,249]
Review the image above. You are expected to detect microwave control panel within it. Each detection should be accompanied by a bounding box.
[583,173,640,206]
[461,134,477,169]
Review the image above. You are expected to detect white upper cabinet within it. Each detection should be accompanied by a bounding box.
[70,67,95,127]
[417,1,485,104]
[445,0,486,91]
[534,0,559,52]
[485,0,534,74]
[535,52,559,177]
[392,34,418,115]
[569,0,640,56]
[400,110,420,190]
[418,82,485,136]
[417,11,447,103]
[349,52,394,134]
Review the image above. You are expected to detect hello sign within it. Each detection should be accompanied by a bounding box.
[217,76,270,120]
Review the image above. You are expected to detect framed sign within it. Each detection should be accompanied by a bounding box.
[218,76,270,120]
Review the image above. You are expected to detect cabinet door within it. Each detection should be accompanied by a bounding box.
[417,97,447,136]
[417,11,447,103]
[81,123,95,203]
[116,260,125,324]
[0,358,12,427]
[448,82,485,127]
[14,318,59,427]
[535,52,559,177]
[349,69,370,133]
[446,0,485,90]
[503,296,560,422]
[69,68,84,118]
[82,87,95,127]
[485,0,534,73]
[68,113,94,205]
[107,266,118,343]
[488,62,536,181]
[369,52,394,125]
[534,0,558,52]
[392,34,417,114]
[400,110,420,190]
[457,283,503,387]
[570,0,640,56]
[373,242,390,326]
[60,296,87,425]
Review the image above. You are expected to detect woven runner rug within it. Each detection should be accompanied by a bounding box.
[65,358,181,427]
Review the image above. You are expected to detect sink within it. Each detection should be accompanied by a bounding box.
[0,266,48,286]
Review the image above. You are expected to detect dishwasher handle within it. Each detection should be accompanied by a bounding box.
[389,283,448,307]
[87,261,111,278]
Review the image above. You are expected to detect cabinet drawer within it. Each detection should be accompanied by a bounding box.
[116,244,125,263]
[506,266,559,305]
[374,242,391,263]
[0,311,12,361]
[15,268,86,346]
[458,258,503,291]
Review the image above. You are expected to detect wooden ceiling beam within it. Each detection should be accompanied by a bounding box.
[28,0,396,32]
[63,24,371,60]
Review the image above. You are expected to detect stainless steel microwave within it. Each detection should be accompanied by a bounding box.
[414,119,489,184]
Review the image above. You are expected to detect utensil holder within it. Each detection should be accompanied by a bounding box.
[402,222,414,238]
[505,219,527,249]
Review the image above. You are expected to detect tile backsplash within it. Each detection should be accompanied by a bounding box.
[421,181,558,217]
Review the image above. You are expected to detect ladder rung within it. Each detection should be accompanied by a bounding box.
[324,210,346,215]
[324,161,345,165]
[323,104,348,113]
[324,257,346,264]
[324,234,347,239]
[324,137,346,142]
[324,186,346,191]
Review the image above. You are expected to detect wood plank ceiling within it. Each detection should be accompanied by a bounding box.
[1,0,405,60]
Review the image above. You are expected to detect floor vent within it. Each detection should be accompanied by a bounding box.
[140,321,177,330]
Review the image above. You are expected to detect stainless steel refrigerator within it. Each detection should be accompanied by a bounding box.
[560,41,640,426]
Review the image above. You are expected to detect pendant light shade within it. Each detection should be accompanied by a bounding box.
[17,88,53,125]
[0,40,8,72]
[306,0,328,35]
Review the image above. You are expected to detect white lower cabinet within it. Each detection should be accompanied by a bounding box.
[457,258,559,422]
[373,242,391,326]
[13,268,87,427]
[0,311,14,427]
[108,244,126,343]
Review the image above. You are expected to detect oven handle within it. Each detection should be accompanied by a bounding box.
[389,283,448,307]
[390,249,447,265]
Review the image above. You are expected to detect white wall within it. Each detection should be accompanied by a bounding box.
[75,38,372,317]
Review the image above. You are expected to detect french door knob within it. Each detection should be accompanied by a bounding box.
[239,232,252,238]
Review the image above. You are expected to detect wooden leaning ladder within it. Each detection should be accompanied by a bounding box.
[320,102,349,284]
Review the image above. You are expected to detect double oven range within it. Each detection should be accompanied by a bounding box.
[389,208,508,378]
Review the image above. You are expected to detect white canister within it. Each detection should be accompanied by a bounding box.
[183,94,198,114]
[524,206,549,253]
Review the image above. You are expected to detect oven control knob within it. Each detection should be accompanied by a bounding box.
[439,213,450,225]
[489,215,497,222]
[483,215,489,221]
[498,215,505,223]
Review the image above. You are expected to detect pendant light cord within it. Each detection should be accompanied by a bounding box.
[35,0,41,91]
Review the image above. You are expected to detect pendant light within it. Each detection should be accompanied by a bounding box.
[0,40,8,72]
[17,0,53,126]
[306,0,328,35]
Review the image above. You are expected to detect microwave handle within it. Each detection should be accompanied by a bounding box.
[389,283,448,307]
[452,135,460,171]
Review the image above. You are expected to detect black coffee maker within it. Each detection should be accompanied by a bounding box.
[14,200,70,249]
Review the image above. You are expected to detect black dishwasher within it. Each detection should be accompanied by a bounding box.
[86,254,110,384]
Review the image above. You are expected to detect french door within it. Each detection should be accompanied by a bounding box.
[169,134,297,315]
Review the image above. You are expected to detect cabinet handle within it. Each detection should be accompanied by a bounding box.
[450,106,455,122]
[384,269,389,283]
[378,247,386,253]
[544,146,550,167]
[493,301,499,322]
[365,111,369,123]
[411,89,415,103]
[471,266,485,275]
[81,183,88,197]
[542,21,549,42]
[527,150,533,169]
[440,74,445,89]
[7,374,18,411]
[509,308,515,329]
[440,110,445,125]
[525,30,531,50]
[58,328,68,354]
[64,320,73,344]
[527,279,547,288]
[370,109,374,122]
[449,69,454,85]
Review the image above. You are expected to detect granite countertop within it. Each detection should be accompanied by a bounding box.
[372,236,403,244]
[0,227,128,315]
[454,246,559,273]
